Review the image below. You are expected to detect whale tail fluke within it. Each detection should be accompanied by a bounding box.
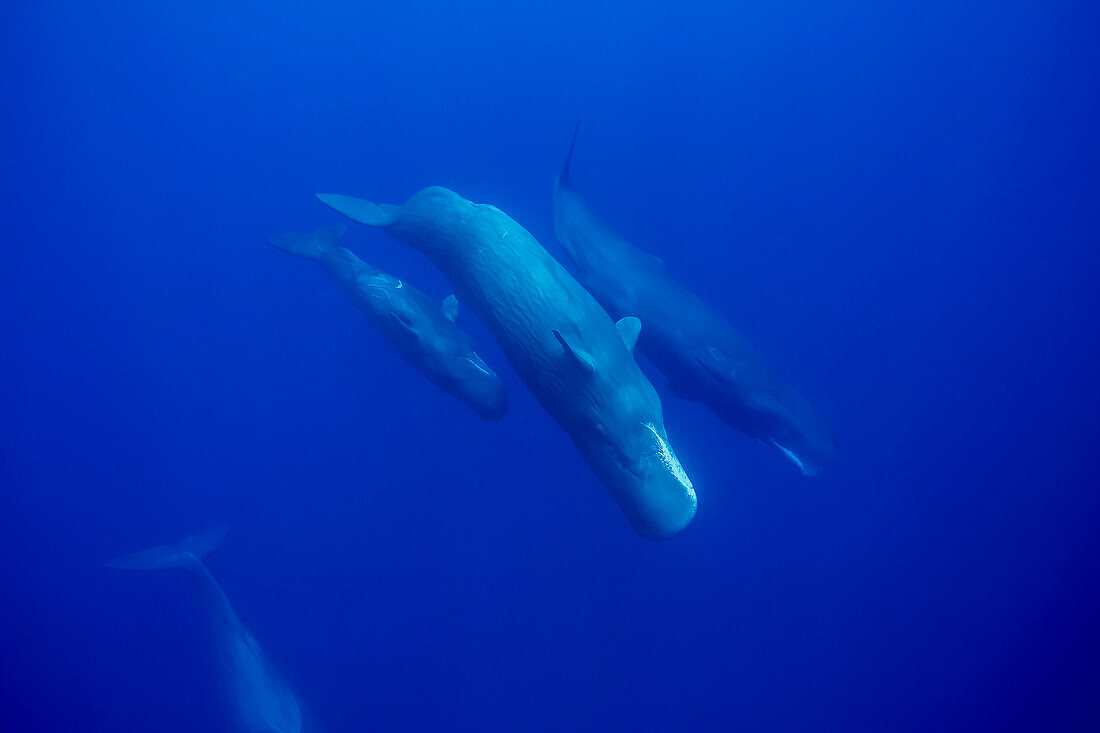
[269,225,346,261]
[316,194,400,228]
[106,525,229,571]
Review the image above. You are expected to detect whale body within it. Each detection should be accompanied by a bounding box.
[318,187,696,538]
[270,225,507,421]
[553,133,836,475]
[108,527,304,733]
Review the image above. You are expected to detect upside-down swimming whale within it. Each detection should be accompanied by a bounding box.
[269,225,507,421]
[318,187,696,538]
[108,527,306,733]
[553,131,836,475]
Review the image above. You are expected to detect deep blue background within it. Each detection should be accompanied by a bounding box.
[3,1,1099,730]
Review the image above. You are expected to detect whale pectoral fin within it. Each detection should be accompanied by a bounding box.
[316,193,399,228]
[552,329,596,375]
[442,294,459,323]
[615,316,641,354]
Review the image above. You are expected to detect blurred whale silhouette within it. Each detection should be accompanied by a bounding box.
[318,187,696,539]
[270,225,507,421]
[553,130,836,475]
[108,527,306,732]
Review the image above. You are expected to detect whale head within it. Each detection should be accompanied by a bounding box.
[685,343,836,476]
[718,379,836,476]
[584,378,697,539]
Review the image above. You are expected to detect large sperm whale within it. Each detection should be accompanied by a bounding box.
[318,187,696,539]
[553,132,836,475]
[269,225,507,421]
[108,527,306,733]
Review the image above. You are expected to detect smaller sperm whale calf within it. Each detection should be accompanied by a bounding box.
[108,527,306,733]
[270,225,507,420]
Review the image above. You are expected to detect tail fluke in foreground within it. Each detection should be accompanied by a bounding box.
[106,525,229,571]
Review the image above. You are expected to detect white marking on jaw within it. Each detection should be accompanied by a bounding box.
[770,440,807,474]
[643,423,694,491]
[463,353,495,377]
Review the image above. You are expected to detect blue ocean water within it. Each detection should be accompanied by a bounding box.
[3,1,1098,730]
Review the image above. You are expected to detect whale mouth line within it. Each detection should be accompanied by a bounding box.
[642,423,694,492]
[462,353,496,377]
[768,439,808,474]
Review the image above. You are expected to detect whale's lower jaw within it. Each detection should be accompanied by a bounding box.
[633,424,697,539]
[581,446,697,540]
[625,489,698,540]
[761,435,833,477]
[770,440,809,474]
[571,420,699,540]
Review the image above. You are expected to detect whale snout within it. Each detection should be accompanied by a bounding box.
[626,423,697,538]
[628,479,698,540]
[599,422,697,539]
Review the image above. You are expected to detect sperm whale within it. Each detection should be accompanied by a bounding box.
[318,188,696,538]
[553,131,836,475]
[270,225,507,421]
[108,527,306,732]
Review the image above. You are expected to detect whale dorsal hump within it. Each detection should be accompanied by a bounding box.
[552,329,596,375]
[442,294,458,323]
[615,316,641,354]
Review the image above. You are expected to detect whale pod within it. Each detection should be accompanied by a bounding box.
[319,188,697,539]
